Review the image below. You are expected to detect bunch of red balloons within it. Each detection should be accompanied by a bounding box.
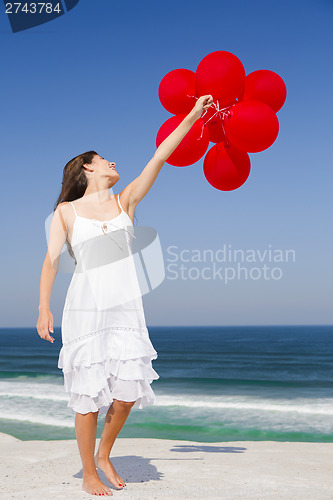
[156,50,286,191]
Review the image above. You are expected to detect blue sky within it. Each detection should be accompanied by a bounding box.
[0,0,332,327]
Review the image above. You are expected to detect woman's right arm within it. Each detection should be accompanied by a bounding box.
[119,95,213,212]
[36,203,68,343]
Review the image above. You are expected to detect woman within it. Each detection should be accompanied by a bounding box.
[36,94,213,496]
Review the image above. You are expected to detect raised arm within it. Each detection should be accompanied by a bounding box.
[36,203,69,343]
[120,95,213,213]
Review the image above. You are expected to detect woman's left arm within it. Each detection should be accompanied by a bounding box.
[122,95,213,210]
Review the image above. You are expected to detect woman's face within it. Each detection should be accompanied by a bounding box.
[91,154,119,179]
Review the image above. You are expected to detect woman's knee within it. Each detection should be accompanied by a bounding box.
[114,398,136,408]
[75,410,99,417]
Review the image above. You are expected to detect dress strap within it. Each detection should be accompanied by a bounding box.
[117,193,125,213]
[69,201,78,217]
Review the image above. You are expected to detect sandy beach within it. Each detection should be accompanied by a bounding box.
[1,432,333,499]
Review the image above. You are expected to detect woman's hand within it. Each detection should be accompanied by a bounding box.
[36,307,55,343]
[190,95,214,120]
[152,93,214,167]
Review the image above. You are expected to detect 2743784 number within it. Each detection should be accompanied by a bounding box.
[5,3,61,14]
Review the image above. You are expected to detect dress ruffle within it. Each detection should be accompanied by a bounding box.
[58,326,159,414]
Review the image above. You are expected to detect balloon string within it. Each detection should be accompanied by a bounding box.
[187,95,235,144]
[220,115,228,147]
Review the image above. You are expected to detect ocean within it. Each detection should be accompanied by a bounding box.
[0,325,332,442]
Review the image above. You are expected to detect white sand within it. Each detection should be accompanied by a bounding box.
[1,431,333,499]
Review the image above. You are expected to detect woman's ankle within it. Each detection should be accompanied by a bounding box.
[83,469,99,479]
[95,453,110,461]
[95,446,113,459]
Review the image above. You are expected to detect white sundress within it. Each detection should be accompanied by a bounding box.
[57,194,160,415]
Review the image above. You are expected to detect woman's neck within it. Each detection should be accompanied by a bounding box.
[83,186,114,204]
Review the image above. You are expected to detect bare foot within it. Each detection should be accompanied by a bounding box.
[94,455,126,489]
[82,473,113,496]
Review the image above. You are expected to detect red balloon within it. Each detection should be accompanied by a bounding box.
[240,70,287,112]
[202,105,226,143]
[207,115,226,144]
[203,142,251,191]
[195,51,245,107]
[156,114,210,166]
[224,100,279,152]
[158,68,197,115]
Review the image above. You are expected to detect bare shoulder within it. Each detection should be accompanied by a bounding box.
[57,201,70,209]
[118,188,130,211]
[56,201,72,217]
[118,187,136,225]
[55,202,74,231]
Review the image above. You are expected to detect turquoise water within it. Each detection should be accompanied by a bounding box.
[0,325,333,442]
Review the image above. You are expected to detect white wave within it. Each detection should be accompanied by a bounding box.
[0,409,74,428]
[1,378,333,415]
[0,391,68,402]
[0,379,67,402]
[154,394,333,415]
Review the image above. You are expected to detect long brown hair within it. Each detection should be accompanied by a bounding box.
[53,150,97,210]
[53,150,97,265]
